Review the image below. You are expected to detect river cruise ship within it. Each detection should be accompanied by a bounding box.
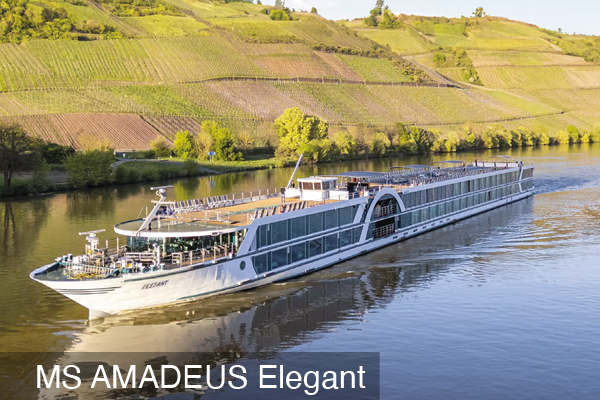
[31,157,534,319]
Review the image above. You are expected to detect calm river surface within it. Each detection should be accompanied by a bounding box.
[2,145,600,399]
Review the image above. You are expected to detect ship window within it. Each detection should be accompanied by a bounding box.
[240,261,246,271]
[314,182,322,190]
[253,253,268,274]
[309,213,323,234]
[322,181,330,190]
[340,230,352,247]
[353,227,362,243]
[309,238,323,257]
[271,248,288,269]
[271,220,288,245]
[339,207,353,225]
[257,225,270,249]
[325,234,338,252]
[291,216,307,239]
[291,242,307,263]
[325,209,337,230]
[400,213,411,228]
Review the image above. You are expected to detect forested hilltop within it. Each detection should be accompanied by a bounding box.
[1,0,599,155]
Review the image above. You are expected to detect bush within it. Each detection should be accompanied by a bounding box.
[270,10,289,20]
[200,121,243,161]
[41,142,75,164]
[182,159,199,176]
[173,130,197,159]
[275,108,328,157]
[433,53,446,67]
[150,136,172,157]
[64,150,115,188]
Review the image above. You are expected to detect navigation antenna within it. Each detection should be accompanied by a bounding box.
[286,153,303,190]
[79,229,106,254]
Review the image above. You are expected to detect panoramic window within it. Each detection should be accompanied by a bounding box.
[309,238,323,257]
[270,248,288,270]
[291,216,307,239]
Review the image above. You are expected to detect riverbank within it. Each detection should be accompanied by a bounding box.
[0,157,294,198]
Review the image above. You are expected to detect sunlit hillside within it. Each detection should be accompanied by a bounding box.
[0,1,598,149]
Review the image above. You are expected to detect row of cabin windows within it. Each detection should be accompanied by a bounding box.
[399,184,521,228]
[255,205,359,250]
[400,171,520,209]
[252,227,362,274]
[300,181,335,191]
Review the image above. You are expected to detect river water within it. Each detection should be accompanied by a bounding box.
[1,145,600,399]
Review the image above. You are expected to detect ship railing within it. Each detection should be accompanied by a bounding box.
[61,261,118,277]
[101,238,128,258]
[172,243,236,266]
[372,224,395,239]
[172,188,281,214]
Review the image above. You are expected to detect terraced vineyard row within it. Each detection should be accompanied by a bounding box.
[1,113,163,150]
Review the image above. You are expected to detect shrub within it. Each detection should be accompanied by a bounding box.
[150,136,172,157]
[173,130,197,159]
[41,142,75,164]
[275,108,328,157]
[64,150,115,188]
[270,10,289,21]
[200,121,242,161]
[567,125,579,144]
[433,53,447,67]
[182,159,199,176]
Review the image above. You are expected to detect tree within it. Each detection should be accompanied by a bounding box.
[333,130,357,156]
[200,121,242,161]
[433,53,446,67]
[269,9,289,21]
[0,123,40,188]
[472,7,485,18]
[275,108,328,157]
[64,150,115,189]
[40,142,75,164]
[310,7,317,14]
[150,136,172,158]
[275,0,283,6]
[378,10,400,29]
[567,125,579,144]
[173,130,197,159]
[365,0,384,27]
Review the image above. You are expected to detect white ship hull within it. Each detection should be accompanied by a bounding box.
[31,189,533,319]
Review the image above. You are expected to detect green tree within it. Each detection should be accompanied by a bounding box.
[270,9,289,20]
[433,53,446,67]
[173,130,197,159]
[150,136,172,158]
[532,124,550,145]
[472,7,485,17]
[64,150,115,188]
[310,7,317,14]
[332,130,357,156]
[378,10,400,29]
[555,130,570,144]
[567,125,579,143]
[213,127,243,161]
[274,0,283,7]
[275,108,328,157]
[370,132,391,156]
[0,123,40,188]
[590,124,600,143]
